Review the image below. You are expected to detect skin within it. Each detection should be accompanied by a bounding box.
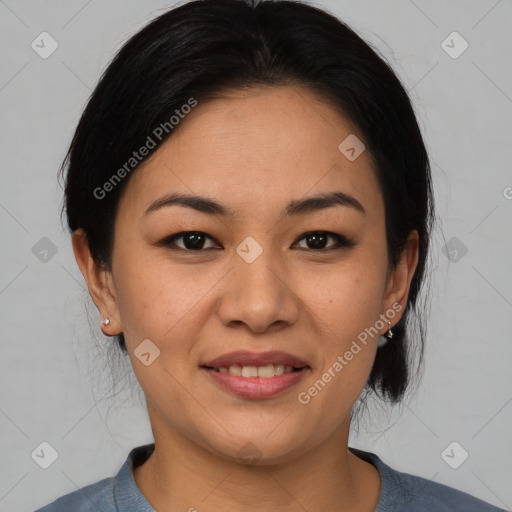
[73,85,419,512]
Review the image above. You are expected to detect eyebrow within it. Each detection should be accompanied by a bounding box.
[143,191,366,218]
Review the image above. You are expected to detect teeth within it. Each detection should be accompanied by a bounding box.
[241,366,258,377]
[274,364,285,376]
[228,365,242,376]
[257,364,274,378]
[217,364,298,378]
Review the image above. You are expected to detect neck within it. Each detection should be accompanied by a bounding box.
[133,408,381,512]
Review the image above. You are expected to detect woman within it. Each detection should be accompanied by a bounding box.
[35,0,506,510]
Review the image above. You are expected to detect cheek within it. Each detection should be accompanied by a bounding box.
[297,272,380,426]
[113,251,204,338]
[302,259,386,339]
[295,258,384,407]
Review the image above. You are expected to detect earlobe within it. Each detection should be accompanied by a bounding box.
[383,230,419,321]
[71,228,122,334]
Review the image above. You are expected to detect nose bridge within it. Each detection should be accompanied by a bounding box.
[235,234,285,300]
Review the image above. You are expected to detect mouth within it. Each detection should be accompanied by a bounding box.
[199,350,311,399]
[201,349,310,371]
[200,363,306,377]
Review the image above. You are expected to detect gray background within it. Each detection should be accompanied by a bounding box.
[1,0,511,510]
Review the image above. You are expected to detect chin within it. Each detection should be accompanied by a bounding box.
[202,429,309,467]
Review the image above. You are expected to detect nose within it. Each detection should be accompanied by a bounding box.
[215,246,301,334]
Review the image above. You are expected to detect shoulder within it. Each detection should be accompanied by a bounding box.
[349,447,507,512]
[34,444,156,512]
[394,470,506,511]
[34,476,116,511]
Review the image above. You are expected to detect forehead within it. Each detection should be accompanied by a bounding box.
[118,85,383,222]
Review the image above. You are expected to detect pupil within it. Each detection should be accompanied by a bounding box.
[185,232,204,250]
[307,232,327,249]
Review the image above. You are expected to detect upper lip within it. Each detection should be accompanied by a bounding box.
[201,350,310,368]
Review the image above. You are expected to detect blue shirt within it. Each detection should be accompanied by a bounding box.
[34,443,507,511]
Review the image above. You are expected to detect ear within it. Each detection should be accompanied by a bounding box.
[71,228,122,336]
[382,229,419,327]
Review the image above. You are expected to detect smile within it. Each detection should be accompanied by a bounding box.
[200,365,309,399]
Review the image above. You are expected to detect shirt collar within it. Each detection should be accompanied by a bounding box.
[349,446,405,511]
[113,443,156,512]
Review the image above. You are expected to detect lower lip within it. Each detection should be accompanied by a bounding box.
[201,367,308,399]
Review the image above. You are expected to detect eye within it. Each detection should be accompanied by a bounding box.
[159,230,355,252]
[293,231,355,251]
[160,231,221,251]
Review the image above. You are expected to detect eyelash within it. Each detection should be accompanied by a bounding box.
[159,231,356,252]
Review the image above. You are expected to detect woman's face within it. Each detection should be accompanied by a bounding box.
[79,85,418,464]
